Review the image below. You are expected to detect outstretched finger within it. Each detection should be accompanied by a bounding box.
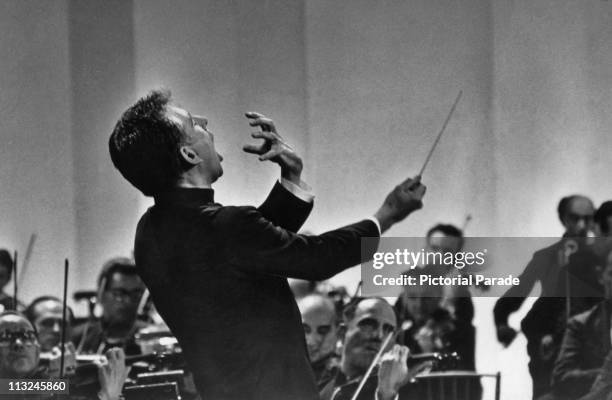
[243,143,266,155]
[259,148,282,161]
[251,131,276,141]
[245,111,264,119]
[248,117,277,133]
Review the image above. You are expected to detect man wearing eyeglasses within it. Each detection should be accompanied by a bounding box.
[72,258,147,356]
[0,311,130,400]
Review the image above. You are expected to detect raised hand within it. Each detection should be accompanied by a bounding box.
[374,175,427,233]
[242,112,303,183]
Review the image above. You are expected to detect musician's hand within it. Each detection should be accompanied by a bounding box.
[496,324,517,347]
[243,112,303,184]
[539,334,556,361]
[46,342,77,378]
[96,348,131,400]
[377,345,411,400]
[374,176,426,233]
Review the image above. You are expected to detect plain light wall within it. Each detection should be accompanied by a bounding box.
[493,0,612,237]
[0,1,77,304]
[69,0,141,290]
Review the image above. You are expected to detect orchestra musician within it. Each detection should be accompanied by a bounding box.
[25,296,74,352]
[72,258,148,356]
[594,201,612,238]
[298,293,341,388]
[319,297,425,400]
[494,195,595,399]
[549,247,612,400]
[0,311,129,400]
[0,250,23,312]
[394,223,476,371]
[108,90,426,399]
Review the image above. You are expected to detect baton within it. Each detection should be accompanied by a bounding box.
[418,90,463,177]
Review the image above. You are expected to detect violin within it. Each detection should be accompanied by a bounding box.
[331,352,460,400]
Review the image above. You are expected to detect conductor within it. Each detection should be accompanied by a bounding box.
[108,90,426,400]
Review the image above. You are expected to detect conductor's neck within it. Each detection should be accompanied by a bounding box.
[177,170,214,189]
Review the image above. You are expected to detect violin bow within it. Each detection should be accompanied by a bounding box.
[350,331,394,400]
[59,259,69,378]
[17,233,37,288]
[12,251,17,310]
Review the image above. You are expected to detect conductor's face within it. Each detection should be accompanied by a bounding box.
[342,299,396,375]
[166,105,223,183]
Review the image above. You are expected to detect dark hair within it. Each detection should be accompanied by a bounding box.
[342,296,397,323]
[595,201,612,235]
[426,224,464,249]
[0,250,13,277]
[97,257,139,291]
[429,307,453,324]
[24,296,73,325]
[109,90,188,196]
[557,195,592,222]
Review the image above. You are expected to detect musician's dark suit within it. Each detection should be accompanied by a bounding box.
[134,182,380,400]
[551,301,611,400]
[494,241,566,398]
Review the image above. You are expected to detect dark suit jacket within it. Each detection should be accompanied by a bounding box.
[552,301,611,399]
[494,241,564,329]
[134,183,380,400]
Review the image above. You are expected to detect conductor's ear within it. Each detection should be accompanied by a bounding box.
[179,146,202,165]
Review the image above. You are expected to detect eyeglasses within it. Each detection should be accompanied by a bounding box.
[107,288,144,302]
[0,330,38,347]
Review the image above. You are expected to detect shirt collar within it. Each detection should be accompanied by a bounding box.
[154,188,215,208]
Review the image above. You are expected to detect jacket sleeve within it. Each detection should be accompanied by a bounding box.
[256,181,313,233]
[220,206,380,281]
[552,316,600,397]
[493,253,542,327]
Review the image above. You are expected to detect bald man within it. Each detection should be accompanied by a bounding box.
[320,297,424,400]
[298,294,340,386]
[0,312,129,400]
[494,194,596,399]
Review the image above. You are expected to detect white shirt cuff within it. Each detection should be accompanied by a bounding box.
[280,178,314,203]
[367,216,382,236]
